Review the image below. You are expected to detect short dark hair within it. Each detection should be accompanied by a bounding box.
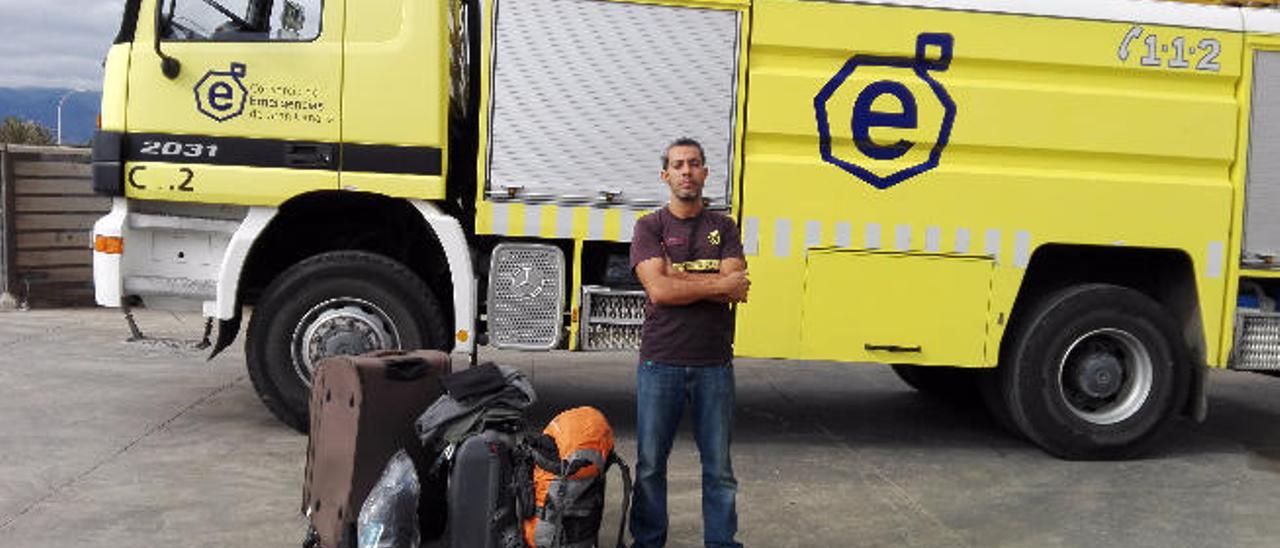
[661,137,706,169]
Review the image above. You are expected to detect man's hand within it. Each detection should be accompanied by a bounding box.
[717,270,750,303]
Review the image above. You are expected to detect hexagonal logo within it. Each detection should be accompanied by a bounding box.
[193,62,249,122]
[814,33,957,190]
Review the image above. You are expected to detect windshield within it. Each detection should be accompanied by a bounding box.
[160,0,321,41]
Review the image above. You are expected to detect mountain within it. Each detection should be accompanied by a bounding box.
[0,88,102,147]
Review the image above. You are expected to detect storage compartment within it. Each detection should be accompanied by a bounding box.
[800,250,994,365]
[485,0,742,209]
[1245,50,1280,265]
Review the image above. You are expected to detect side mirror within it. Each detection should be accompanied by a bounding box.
[153,0,181,79]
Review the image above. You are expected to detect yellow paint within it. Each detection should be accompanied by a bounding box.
[568,239,585,350]
[123,161,332,206]
[100,44,131,132]
[737,0,1239,366]
[802,250,993,365]
[1239,269,1280,280]
[341,0,448,155]
[341,172,446,199]
[125,0,344,202]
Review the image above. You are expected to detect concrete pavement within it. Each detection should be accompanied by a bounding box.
[3,308,1280,547]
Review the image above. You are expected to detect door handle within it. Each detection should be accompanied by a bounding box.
[864,344,922,353]
[285,144,333,168]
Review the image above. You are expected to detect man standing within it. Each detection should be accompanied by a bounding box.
[629,138,750,548]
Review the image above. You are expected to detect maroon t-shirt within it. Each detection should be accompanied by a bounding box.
[629,207,745,366]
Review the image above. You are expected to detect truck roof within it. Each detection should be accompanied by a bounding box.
[837,0,1279,33]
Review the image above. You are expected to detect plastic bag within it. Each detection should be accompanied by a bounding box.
[357,450,421,548]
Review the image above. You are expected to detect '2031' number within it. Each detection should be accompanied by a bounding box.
[1118,26,1221,72]
[139,140,219,158]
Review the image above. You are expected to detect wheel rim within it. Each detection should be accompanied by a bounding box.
[1057,327,1153,425]
[290,297,402,386]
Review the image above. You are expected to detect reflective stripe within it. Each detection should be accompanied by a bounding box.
[775,218,792,257]
[1014,230,1031,268]
[1207,241,1225,278]
[492,202,510,235]
[588,208,605,240]
[866,223,882,250]
[743,216,760,256]
[805,220,822,248]
[985,229,1002,263]
[835,222,852,248]
[619,210,636,242]
[895,224,911,251]
[925,226,941,253]
[955,227,971,254]
[525,204,542,237]
[556,206,574,238]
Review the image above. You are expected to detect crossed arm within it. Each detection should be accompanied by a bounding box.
[634,256,750,307]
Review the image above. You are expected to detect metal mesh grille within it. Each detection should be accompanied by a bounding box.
[486,0,741,208]
[582,323,643,351]
[580,286,646,351]
[488,244,565,349]
[1232,312,1280,370]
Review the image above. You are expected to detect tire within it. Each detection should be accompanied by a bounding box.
[246,251,449,432]
[891,364,980,404]
[995,284,1188,460]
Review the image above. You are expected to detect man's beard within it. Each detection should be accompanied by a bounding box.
[674,189,702,202]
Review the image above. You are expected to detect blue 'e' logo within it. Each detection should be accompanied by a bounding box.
[193,62,249,122]
[814,33,957,190]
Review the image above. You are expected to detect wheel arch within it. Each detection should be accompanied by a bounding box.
[224,191,471,351]
[1006,244,1205,418]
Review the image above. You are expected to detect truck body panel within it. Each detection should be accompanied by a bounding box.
[735,0,1236,366]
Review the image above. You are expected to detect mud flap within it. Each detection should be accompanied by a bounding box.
[1188,361,1208,423]
[208,313,242,360]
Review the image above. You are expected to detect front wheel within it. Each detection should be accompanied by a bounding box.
[246,251,449,432]
[995,284,1188,460]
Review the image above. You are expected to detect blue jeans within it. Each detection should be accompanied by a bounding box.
[630,360,742,548]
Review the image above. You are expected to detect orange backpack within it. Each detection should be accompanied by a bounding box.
[522,406,631,548]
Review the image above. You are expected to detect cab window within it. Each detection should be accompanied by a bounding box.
[159,0,321,42]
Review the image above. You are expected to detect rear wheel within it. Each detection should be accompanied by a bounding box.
[994,284,1188,459]
[246,251,449,432]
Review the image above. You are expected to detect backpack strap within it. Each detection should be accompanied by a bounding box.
[608,451,633,548]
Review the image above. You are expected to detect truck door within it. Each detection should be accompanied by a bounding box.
[125,0,342,205]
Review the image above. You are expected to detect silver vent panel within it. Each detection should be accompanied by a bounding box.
[486,0,741,208]
[580,286,646,351]
[1231,311,1280,371]
[487,243,566,350]
[1245,50,1280,265]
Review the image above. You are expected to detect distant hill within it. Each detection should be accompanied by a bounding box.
[0,88,102,147]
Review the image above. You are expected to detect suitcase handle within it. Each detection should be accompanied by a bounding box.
[366,350,445,381]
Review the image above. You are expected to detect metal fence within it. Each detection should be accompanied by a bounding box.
[0,144,107,308]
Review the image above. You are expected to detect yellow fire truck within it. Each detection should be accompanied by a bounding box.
[91,0,1280,458]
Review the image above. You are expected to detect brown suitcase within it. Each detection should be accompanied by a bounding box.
[301,349,450,548]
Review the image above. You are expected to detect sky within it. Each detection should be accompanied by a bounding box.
[0,0,125,90]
